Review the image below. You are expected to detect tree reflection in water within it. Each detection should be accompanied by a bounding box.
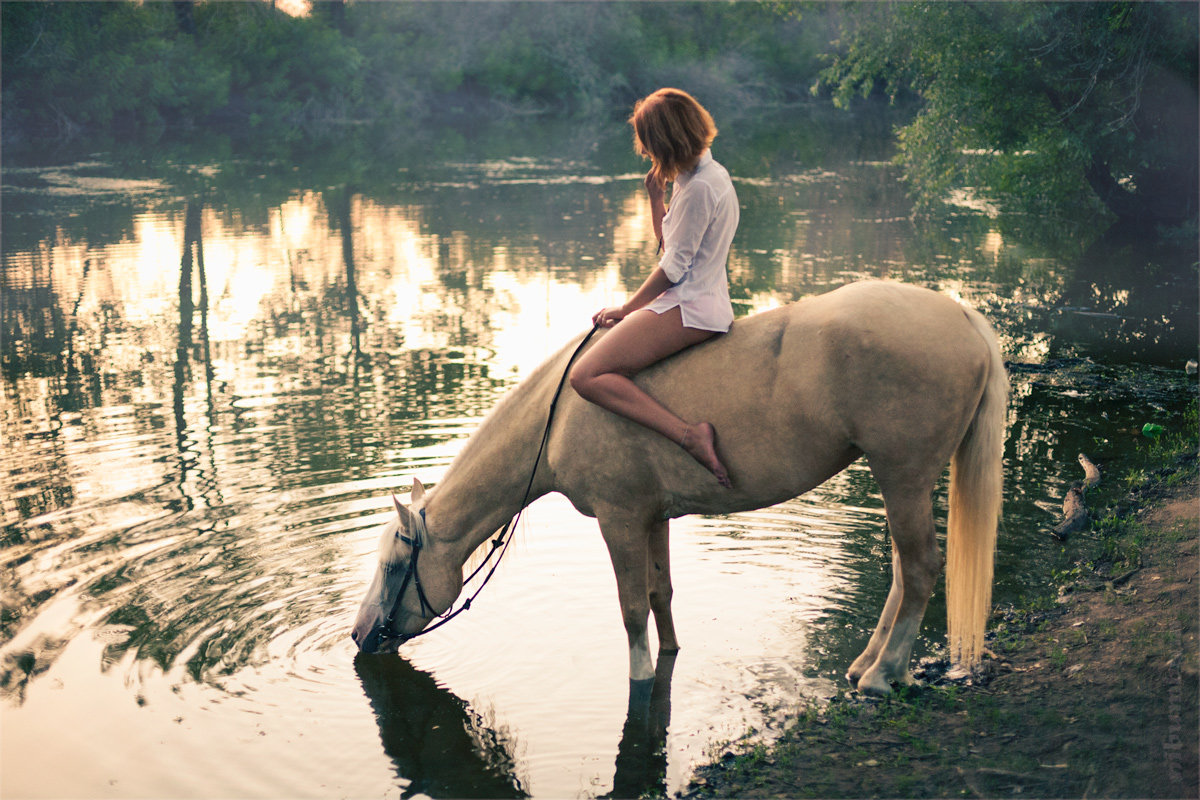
[606,652,676,800]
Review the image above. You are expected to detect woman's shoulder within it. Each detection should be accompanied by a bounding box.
[702,156,731,180]
[693,157,734,199]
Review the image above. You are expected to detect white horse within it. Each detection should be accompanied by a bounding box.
[351,280,1007,695]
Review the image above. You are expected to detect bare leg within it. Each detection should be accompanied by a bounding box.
[570,307,731,487]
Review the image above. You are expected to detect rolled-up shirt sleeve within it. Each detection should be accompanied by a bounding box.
[658,183,715,284]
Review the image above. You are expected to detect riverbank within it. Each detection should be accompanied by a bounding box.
[684,445,1197,798]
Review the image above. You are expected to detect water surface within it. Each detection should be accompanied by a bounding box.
[2,111,1195,798]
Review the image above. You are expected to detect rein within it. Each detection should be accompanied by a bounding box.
[379,322,602,644]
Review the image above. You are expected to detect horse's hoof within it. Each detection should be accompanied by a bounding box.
[856,669,894,696]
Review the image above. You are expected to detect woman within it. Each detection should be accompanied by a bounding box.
[569,88,738,488]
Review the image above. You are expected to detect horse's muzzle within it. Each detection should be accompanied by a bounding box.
[351,602,392,653]
[353,624,383,653]
[352,623,405,654]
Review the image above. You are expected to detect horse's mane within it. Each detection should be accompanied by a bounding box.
[450,327,588,470]
[448,327,591,576]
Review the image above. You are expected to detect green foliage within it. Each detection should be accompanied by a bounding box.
[198,3,363,127]
[343,1,830,117]
[818,2,1199,227]
[2,2,230,134]
[1148,400,1200,462]
[2,1,834,141]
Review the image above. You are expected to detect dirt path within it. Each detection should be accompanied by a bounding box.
[684,475,1198,799]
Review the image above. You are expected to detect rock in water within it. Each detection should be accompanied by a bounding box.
[1052,486,1088,540]
[1078,453,1101,491]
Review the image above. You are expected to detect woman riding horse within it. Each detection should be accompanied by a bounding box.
[351,91,1008,695]
[569,88,737,488]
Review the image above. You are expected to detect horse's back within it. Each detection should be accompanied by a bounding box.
[552,281,995,515]
[676,281,988,423]
[755,282,992,484]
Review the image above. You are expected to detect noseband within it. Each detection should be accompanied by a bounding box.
[369,322,601,648]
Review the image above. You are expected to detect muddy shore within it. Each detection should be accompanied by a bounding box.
[683,461,1198,799]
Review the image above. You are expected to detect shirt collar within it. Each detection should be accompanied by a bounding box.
[676,150,712,188]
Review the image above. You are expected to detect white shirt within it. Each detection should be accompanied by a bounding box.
[647,150,739,332]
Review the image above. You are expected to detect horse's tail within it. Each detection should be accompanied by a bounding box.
[945,306,1008,670]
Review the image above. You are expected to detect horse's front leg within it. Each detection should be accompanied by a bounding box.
[598,509,655,682]
[647,518,679,653]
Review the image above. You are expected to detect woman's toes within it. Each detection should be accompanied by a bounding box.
[684,422,732,488]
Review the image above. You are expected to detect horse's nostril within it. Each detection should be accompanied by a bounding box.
[357,626,383,653]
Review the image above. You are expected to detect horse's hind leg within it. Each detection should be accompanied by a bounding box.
[647,519,679,653]
[598,508,656,682]
[846,547,903,686]
[853,486,940,696]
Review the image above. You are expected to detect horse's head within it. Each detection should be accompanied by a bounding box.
[351,479,464,654]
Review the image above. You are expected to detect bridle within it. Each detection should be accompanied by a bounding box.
[379,507,438,638]
[371,322,601,647]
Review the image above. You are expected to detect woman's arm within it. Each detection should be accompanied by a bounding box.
[623,267,674,313]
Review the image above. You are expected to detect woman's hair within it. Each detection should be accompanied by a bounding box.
[629,88,717,185]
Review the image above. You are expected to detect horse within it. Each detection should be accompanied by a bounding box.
[351,280,1007,696]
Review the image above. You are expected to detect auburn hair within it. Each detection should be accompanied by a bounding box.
[629,88,718,186]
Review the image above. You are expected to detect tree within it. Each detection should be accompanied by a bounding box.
[1,2,229,134]
[819,2,1199,230]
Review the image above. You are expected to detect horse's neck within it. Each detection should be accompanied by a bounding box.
[425,342,573,559]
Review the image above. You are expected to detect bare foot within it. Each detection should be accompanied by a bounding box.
[681,422,732,488]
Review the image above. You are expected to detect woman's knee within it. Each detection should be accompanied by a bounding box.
[569,360,598,399]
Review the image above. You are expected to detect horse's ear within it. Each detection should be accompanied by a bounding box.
[411,477,426,504]
[391,492,419,535]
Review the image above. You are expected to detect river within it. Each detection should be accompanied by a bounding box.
[2,108,1195,798]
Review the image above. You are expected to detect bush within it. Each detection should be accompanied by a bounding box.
[2,2,229,135]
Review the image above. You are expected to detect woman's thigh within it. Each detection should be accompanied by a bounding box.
[577,306,717,378]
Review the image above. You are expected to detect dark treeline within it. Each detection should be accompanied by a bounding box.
[1,1,834,140]
[3,1,1195,232]
[820,2,1199,231]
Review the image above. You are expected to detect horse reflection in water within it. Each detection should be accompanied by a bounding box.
[354,653,677,799]
[354,654,526,798]
[352,281,1007,696]
[606,652,677,800]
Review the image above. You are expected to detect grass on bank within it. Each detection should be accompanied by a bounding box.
[685,401,1198,799]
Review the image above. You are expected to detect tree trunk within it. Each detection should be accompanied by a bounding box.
[312,0,347,32]
[174,1,195,35]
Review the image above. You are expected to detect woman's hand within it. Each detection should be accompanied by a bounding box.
[594,267,673,328]
[592,305,629,328]
[643,170,665,203]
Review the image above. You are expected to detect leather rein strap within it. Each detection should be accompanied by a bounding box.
[381,322,601,644]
